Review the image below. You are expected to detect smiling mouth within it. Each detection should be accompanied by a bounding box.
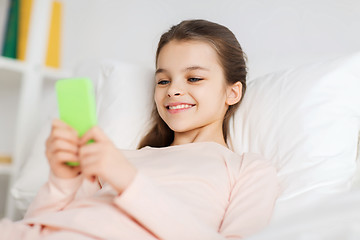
[166,104,196,110]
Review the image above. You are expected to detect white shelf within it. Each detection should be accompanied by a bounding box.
[0,57,28,72]
[42,66,72,81]
[0,164,13,175]
[0,0,69,221]
[0,56,71,81]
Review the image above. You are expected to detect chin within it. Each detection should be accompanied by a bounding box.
[169,126,190,133]
[167,122,195,133]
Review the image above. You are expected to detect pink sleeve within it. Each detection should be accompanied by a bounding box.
[24,172,100,219]
[218,158,280,239]
[113,165,279,240]
[113,171,225,240]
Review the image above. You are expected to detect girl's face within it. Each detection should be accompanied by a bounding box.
[155,40,234,134]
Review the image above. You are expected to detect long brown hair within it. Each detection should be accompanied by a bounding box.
[138,19,247,149]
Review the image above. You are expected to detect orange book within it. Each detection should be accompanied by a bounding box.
[17,0,33,60]
[0,154,12,164]
[45,1,62,68]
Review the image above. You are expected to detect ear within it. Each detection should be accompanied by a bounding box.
[225,81,242,106]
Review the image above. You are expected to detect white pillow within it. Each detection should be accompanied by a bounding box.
[12,53,360,220]
[230,52,360,220]
[95,60,154,149]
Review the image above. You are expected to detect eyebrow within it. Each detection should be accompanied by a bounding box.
[155,66,210,75]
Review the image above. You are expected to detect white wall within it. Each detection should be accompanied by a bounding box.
[61,0,360,80]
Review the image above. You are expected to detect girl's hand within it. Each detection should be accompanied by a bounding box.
[45,119,81,179]
[78,126,137,194]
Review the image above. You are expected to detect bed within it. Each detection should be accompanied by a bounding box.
[10,51,360,239]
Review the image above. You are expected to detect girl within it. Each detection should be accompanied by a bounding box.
[0,19,279,239]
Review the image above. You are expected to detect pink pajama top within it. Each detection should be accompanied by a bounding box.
[22,142,279,239]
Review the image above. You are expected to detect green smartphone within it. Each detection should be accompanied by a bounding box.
[55,78,97,166]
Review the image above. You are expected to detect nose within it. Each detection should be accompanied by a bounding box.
[167,82,184,97]
[167,92,181,97]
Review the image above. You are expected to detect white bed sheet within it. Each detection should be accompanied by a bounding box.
[247,187,360,240]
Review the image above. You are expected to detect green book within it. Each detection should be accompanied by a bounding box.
[1,0,19,59]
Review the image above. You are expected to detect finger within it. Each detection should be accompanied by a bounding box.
[52,118,70,129]
[50,128,79,145]
[80,126,109,145]
[52,151,78,164]
[78,143,100,160]
[52,119,78,136]
[88,175,97,182]
[85,175,96,183]
[47,121,77,150]
[79,153,101,172]
[49,139,79,155]
[73,166,82,175]
[79,155,102,177]
[80,160,98,182]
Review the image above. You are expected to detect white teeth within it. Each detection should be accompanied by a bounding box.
[168,104,193,110]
